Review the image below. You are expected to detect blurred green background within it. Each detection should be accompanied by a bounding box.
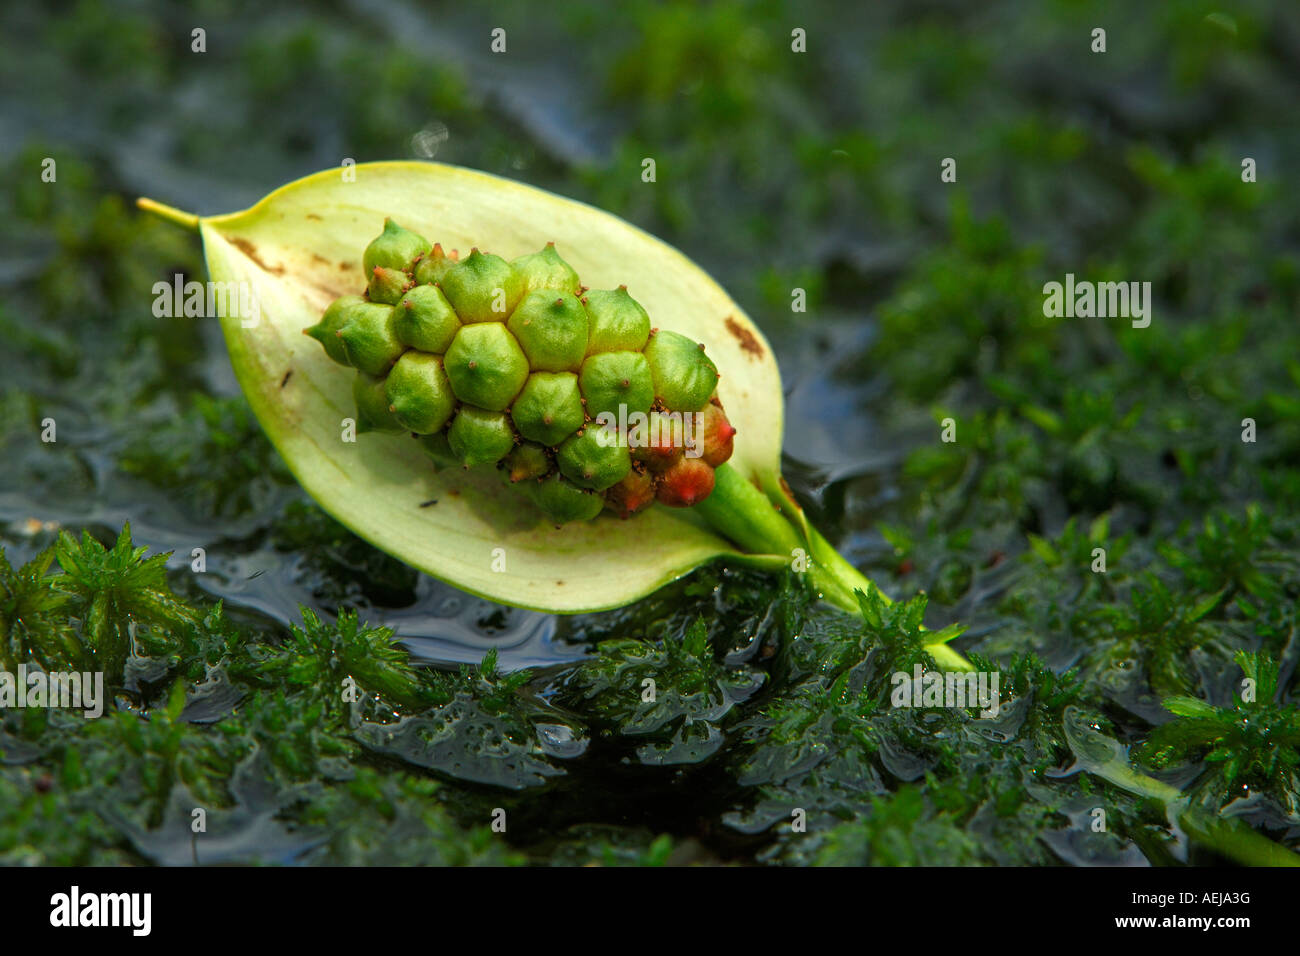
[1,0,1298,865]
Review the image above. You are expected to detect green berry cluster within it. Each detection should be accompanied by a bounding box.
[305,220,736,525]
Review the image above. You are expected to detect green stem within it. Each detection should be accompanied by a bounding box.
[698,464,972,671]
[693,463,803,560]
[1089,761,1300,867]
[1063,712,1300,866]
[1175,804,1300,867]
[136,197,201,231]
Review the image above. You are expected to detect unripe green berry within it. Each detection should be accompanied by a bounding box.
[305,294,366,366]
[643,329,719,412]
[507,291,589,372]
[447,406,516,467]
[393,284,460,353]
[505,442,551,483]
[384,351,455,434]
[439,249,522,323]
[511,242,581,297]
[583,286,650,354]
[412,243,458,286]
[578,351,654,419]
[526,474,604,525]
[557,428,631,491]
[353,372,404,434]
[364,218,432,274]
[368,265,412,306]
[444,322,529,411]
[337,302,404,376]
[511,372,585,446]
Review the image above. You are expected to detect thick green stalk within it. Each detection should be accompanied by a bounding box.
[1091,759,1299,867]
[698,464,973,671]
[692,463,803,560]
[1176,805,1300,867]
[1063,708,1300,866]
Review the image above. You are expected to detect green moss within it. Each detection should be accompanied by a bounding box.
[1135,651,1300,812]
[560,618,764,765]
[118,395,293,519]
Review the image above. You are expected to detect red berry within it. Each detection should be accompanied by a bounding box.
[655,457,715,507]
[698,401,736,468]
[605,469,656,518]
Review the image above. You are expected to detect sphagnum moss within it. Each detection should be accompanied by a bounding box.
[304,219,735,526]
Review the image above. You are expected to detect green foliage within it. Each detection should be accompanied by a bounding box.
[0,546,73,672]
[1135,652,1300,811]
[561,617,764,765]
[236,607,429,712]
[0,533,572,861]
[44,525,196,683]
[719,594,1089,866]
[867,202,1050,405]
[119,395,293,520]
[295,768,524,866]
[1162,505,1290,603]
[812,785,983,867]
[352,649,579,791]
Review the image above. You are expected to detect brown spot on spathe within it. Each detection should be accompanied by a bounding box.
[306,213,322,221]
[312,283,347,302]
[230,237,285,276]
[724,316,763,360]
[779,476,802,510]
[280,369,293,388]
